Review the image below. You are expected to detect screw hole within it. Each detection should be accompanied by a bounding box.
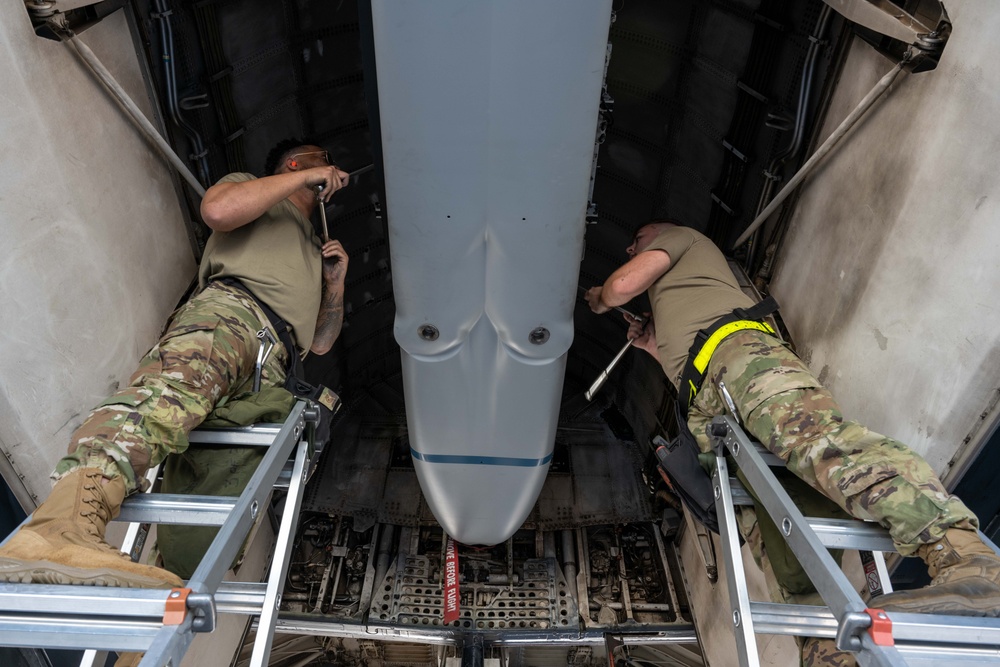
[529,327,549,345]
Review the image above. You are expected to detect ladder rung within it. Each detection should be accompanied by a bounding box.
[890,610,1000,646]
[0,616,160,652]
[117,494,237,526]
[752,443,784,467]
[727,479,896,551]
[188,424,282,447]
[0,584,169,618]
[729,480,755,506]
[751,602,1000,647]
[216,581,267,615]
[807,517,896,552]
[749,602,839,638]
[0,581,268,619]
[117,458,294,525]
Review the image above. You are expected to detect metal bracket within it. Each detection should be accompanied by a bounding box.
[865,608,894,646]
[162,587,191,625]
[823,0,951,72]
[32,0,128,41]
[188,592,217,633]
[835,610,871,651]
[159,587,216,638]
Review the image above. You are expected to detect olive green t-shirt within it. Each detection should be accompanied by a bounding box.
[646,226,754,388]
[198,172,323,352]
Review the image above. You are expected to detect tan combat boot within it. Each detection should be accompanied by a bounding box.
[873,528,1000,616]
[0,468,182,588]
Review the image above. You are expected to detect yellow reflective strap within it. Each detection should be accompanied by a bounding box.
[692,320,775,374]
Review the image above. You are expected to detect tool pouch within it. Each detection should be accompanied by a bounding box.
[653,399,721,533]
[284,376,340,448]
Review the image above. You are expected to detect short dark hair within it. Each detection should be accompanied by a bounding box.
[263,137,316,176]
[643,218,683,231]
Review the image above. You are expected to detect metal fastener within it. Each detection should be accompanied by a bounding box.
[529,327,550,345]
[419,324,439,341]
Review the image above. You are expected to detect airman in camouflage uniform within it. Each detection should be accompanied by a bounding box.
[588,221,1000,664]
[689,329,977,552]
[0,139,350,593]
[52,281,289,493]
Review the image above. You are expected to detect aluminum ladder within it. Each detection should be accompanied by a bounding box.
[0,399,318,667]
[709,414,1000,667]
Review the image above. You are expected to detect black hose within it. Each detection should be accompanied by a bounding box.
[153,0,211,187]
[746,4,833,273]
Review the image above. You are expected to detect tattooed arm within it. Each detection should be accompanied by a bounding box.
[310,240,348,355]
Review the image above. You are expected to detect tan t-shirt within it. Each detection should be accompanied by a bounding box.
[646,226,754,388]
[198,172,323,352]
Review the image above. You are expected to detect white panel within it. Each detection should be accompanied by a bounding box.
[771,0,1000,475]
[372,0,612,544]
[0,9,195,506]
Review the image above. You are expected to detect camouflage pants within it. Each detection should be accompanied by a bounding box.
[688,329,977,666]
[53,282,288,493]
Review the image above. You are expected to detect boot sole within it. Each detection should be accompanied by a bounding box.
[0,557,178,589]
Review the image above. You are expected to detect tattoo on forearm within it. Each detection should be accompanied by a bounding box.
[313,281,344,350]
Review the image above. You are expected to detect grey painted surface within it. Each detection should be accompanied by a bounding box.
[771,1,1000,477]
[0,8,195,507]
[373,0,612,544]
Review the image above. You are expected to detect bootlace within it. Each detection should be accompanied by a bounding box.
[78,479,113,537]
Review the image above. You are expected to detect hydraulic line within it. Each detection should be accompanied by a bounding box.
[152,0,211,186]
[746,5,833,272]
[731,56,908,250]
[62,31,207,197]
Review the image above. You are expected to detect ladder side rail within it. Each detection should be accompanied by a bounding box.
[712,448,762,667]
[138,401,311,667]
[249,437,310,666]
[186,400,308,594]
[710,416,909,667]
[138,613,197,667]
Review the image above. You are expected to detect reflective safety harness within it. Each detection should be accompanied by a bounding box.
[677,295,779,415]
[654,295,779,534]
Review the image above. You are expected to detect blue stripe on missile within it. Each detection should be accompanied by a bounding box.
[410,449,553,467]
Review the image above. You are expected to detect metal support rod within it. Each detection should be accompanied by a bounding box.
[63,32,207,197]
[732,59,907,249]
[249,437,310,667]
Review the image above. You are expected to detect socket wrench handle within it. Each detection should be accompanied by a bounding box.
[584,337,635,401]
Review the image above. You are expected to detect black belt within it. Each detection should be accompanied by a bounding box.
[677,295,779,415]
[216,277,305,383]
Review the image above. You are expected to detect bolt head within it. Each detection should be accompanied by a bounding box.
[529,327,550,345]
[419,324,440,341]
